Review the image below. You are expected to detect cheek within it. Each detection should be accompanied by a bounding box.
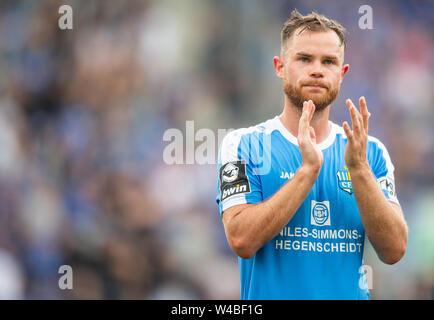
[321,69,338,88]
[333,73,343,88]
[285,65,301,84]
[329,67,342,83]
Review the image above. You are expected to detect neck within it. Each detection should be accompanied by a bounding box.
[279,95,331,144]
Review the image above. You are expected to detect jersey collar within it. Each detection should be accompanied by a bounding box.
[273,116,338,151]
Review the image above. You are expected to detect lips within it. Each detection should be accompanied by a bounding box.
[302,83,328,90]
[303,83,327,89]
[304,85,325,88]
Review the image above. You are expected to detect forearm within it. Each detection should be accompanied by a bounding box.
[350,164,408,264]
[225,165,319,258]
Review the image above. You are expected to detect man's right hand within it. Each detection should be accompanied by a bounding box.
[297,100,324,174]
[222,101,325,259]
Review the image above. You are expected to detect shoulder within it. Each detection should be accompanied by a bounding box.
[334,122,390,153]
[366,135,390,154]
[366,136,395,175]
[219,117,278,155]
[333,122,394,165]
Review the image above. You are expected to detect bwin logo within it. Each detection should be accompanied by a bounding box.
[222,184,247,199]
[311,200,331,226]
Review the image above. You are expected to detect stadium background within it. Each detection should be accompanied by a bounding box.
[0,0,432,299]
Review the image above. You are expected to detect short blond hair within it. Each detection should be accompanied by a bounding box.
[281,9,347,55]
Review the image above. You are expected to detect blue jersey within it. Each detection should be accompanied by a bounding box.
[216,116,399,300]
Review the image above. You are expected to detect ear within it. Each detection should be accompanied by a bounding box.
[341,63,349,80]
[273,56,284,79]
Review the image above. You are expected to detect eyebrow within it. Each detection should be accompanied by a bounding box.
[295,52,339,60]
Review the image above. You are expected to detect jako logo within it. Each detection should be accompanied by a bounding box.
[311,200,331,226]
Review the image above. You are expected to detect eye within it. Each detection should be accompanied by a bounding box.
[323,59,334,65]
[300,57,309,62]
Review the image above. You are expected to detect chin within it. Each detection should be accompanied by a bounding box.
[303,95,327,104]
[284,83,338,111]
[301,89,326,98]
[304,97,332,111]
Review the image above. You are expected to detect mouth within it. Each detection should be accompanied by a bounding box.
[303,83,327,89]
[303,85,327,91]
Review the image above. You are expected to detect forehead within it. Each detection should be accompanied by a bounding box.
[285,28,344,58]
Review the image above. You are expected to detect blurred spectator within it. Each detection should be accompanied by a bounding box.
[0,249,24,299]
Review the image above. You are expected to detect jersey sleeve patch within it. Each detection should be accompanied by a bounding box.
[377,175,399,203]
[219,160,251,201]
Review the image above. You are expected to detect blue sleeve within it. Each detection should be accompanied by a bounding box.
[368,138,399,204]
[216,130,263,215]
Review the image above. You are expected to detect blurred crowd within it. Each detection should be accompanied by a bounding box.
[0,0,432,299]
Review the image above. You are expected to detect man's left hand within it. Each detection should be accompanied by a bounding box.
[342,97,371,171]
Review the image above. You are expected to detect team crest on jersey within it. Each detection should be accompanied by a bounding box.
[219,161,251,201]
[337,166,353,195]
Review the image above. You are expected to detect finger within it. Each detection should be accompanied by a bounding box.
[308,100,316,122]
[299,101,310,138]
[299,101,316,146]
[301,100,315,124]
[346,99,363,136]
[309,126,317,144]
[342,121,353,141]
[359,96,370,133]
[300,101,309,124]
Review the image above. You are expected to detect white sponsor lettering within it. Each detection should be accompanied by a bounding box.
[275,239,362,253]
[222,184,247,199]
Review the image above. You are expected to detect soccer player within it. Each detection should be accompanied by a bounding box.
[216,10,408,299]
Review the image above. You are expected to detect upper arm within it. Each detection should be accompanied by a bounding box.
[216,130,263,215]
[389,201,402,215]
[221,203,257,258]
[222,203,255,229]
[389,201,407,228]
[368,138,399,204]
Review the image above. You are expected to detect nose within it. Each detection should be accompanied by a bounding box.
[309,60,324,78]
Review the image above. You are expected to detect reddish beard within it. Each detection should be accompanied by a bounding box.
[284,80,339,112]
